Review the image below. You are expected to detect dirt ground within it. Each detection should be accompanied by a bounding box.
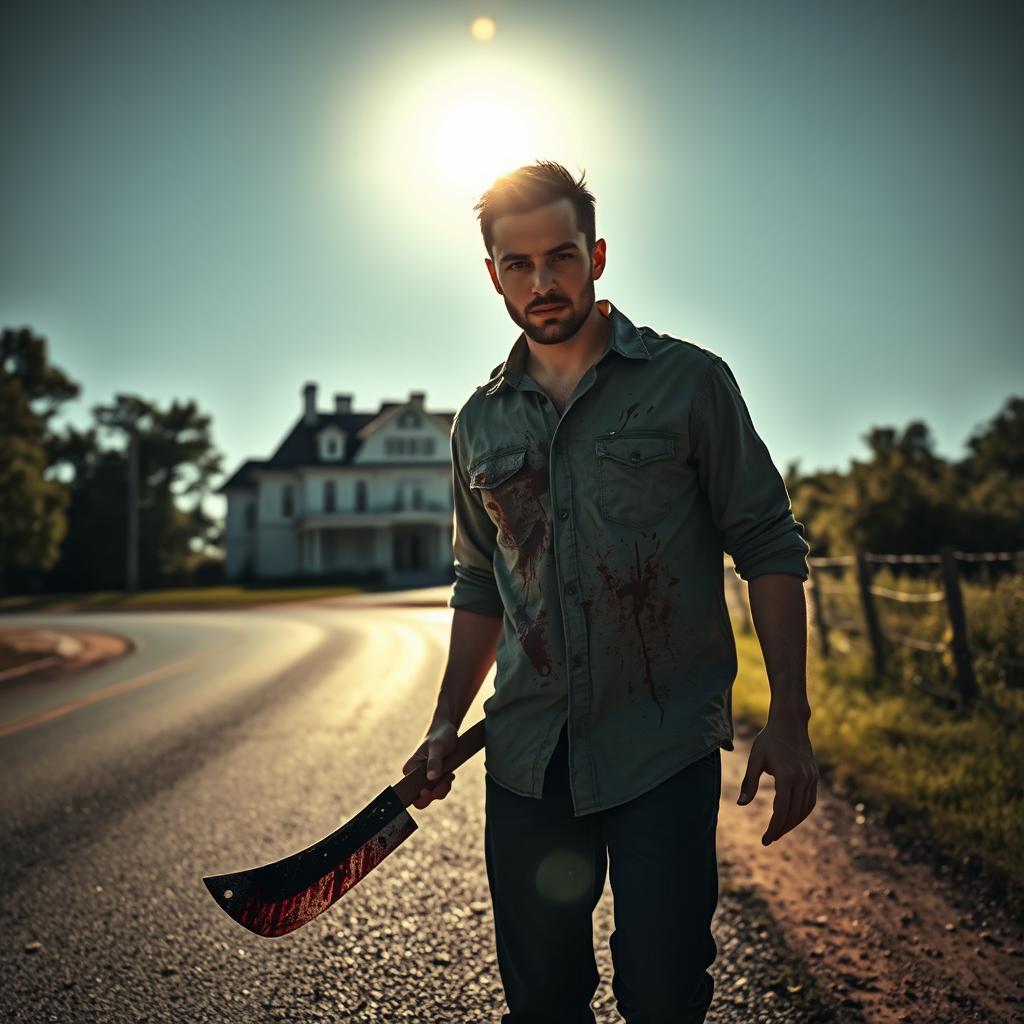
[0,628,132,682]
[719,720,1024,1023]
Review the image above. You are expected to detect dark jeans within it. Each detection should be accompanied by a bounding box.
[484,722,721,1024]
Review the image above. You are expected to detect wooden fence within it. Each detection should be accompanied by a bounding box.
[725,547,1024,711]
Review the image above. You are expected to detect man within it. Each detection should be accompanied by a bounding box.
[402,161,818,1024]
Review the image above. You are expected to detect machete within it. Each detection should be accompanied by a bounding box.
[202,718,486,938]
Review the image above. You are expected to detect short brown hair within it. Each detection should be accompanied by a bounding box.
[473,160,596,257]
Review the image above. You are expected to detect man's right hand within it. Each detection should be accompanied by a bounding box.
[402,720,459,810]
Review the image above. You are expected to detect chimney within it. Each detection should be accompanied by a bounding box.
[334,392,353,415]
[302,382,317,424]
[408,390,426,409]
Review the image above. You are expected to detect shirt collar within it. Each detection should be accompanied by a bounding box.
[485,300,651,396]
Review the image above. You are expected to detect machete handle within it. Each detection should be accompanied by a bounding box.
[392,718,486,808]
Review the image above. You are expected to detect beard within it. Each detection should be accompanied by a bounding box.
[505,275,596,345]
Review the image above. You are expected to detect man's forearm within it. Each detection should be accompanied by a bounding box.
[746,573,811,722]
[431,607,504,729]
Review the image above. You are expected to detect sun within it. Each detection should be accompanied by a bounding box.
[427,89,531,195]
[470,17,496,42]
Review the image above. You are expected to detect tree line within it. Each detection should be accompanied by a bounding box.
[2,322,1020,594]
[1,327,223,595]
[785,397,1024,556]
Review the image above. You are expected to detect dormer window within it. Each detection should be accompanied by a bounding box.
[397,410,421,429]
[318,427,346,462]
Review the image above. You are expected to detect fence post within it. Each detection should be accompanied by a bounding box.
[737,577,753,634]
[724,562,752,634]
[808,568,831,659]
[855,552,886,676]
[940,545,978,708]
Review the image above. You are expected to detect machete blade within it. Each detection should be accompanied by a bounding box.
[203,719,486,938]
[203,785,417,938]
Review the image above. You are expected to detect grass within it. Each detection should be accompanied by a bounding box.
[0,585,366,613]
[730,620,1024,918]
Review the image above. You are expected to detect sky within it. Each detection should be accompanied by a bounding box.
[2,0,1021,519]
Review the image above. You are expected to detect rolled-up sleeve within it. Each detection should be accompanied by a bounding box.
[447,415,505,617]
[690,356,809,581]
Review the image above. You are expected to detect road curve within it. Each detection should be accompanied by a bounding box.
[1,603,868,1023]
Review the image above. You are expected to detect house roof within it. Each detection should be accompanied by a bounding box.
[216,405,456,493]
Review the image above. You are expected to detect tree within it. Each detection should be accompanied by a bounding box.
[0,328,79,591]
[955,397,1024,550]
[788,398,1024,555]
[48,394,224,590]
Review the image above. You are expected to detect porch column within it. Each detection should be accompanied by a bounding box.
[374,527,392,576]
[313,528,323,574]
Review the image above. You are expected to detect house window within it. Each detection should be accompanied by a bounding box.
[355,480,367,511]
[398,411,420,428]
[422,438,435,456]
[244,501,256,530]
[411,483,424,510]
[282,484,294,518]
[319,430,345,461]
[324,479,337,512]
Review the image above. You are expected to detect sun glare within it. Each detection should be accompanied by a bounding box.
[429,90,530,194]
[352,47,601,227]
[378,64,563,208]
[470,17,496,42]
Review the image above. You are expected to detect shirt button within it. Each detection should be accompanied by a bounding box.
[559,510,569,521]
[565,582,577,596]
[572,654,583,668]
[630,450,641,462]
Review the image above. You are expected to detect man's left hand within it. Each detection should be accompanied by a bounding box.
[736,718,819,846]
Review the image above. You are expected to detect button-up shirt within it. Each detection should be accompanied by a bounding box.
[447,299,809,815]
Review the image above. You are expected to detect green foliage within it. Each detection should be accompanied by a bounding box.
[43,394,224,591]
[0,328,79,586]
[813,559,1024,707]
[731,627,1024,917]
[969,573,1024,695]
[2,324,225,593]
[788,396,1024,555]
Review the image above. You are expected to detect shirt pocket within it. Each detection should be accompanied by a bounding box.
[595,434,677,529]
[468,445,532,548]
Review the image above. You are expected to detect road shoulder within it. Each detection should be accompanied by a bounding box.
[719,718,1024,1023]
[0,628,133,684]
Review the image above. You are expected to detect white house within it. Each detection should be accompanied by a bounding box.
[218,384,457,586]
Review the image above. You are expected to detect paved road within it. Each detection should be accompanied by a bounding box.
[0,600,851,1024]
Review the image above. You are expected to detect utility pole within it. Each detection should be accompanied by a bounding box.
[126,427,139,594]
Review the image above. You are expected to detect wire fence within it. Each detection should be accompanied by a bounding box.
[811,548,1019,708]
[725,547,1024,713]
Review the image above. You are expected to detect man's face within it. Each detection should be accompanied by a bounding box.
[485,197,606,345]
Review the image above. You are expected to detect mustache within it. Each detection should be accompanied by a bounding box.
[527,296,571,312]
